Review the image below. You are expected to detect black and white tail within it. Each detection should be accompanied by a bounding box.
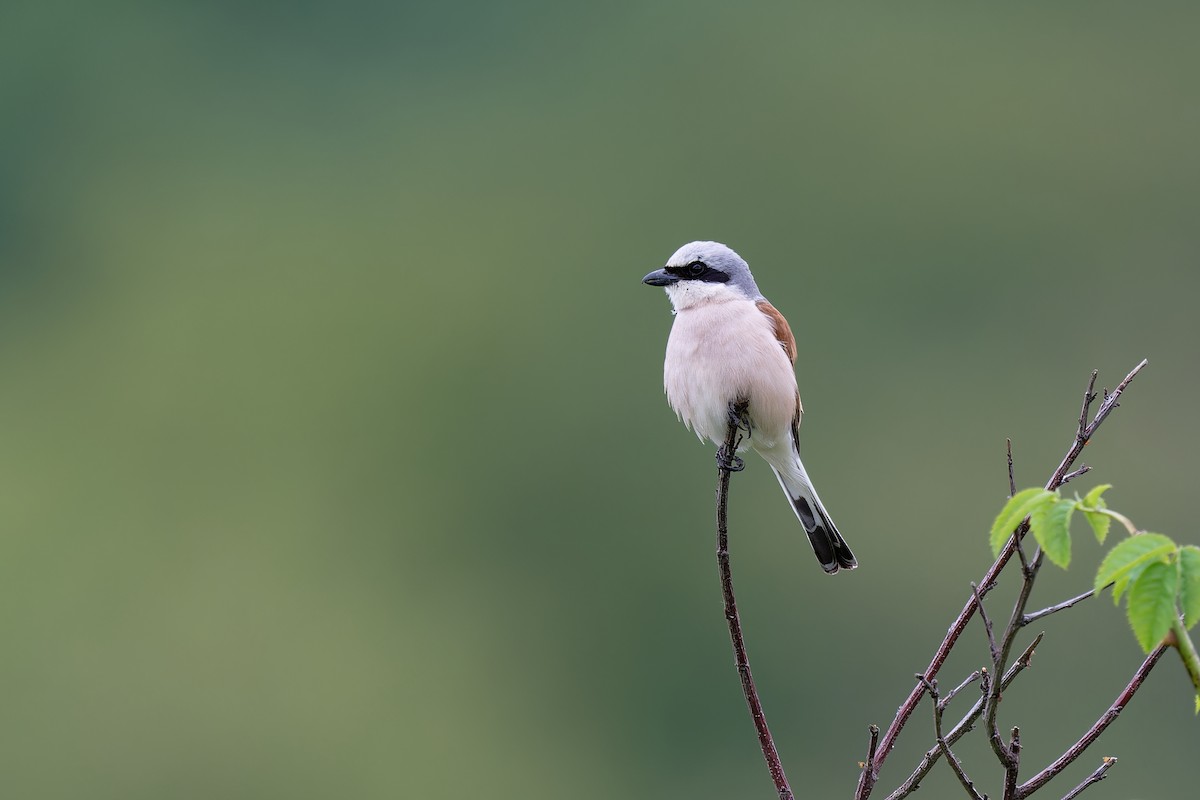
[770,460,856,574]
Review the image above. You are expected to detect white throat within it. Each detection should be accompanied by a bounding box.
[664,281,745,313]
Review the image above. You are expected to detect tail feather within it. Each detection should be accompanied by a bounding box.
[770,464,856,574]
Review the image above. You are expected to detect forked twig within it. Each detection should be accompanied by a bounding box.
[858,361,1148,800]
[918,677,986,800]
[884,634,1043,800]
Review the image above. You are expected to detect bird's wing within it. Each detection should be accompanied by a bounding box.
[756,299,802,422]
[755,300,796,364]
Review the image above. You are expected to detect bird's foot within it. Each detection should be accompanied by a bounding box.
[716,444,745,472]
[727,400,752,436]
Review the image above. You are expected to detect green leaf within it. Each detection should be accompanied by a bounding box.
[1082,510,1112,545]
[1031,498,1075,569]
[1179,546,1200,629]
[1082,483,1113,508]
[1126,559,1180,652]
[1095,533,1176,599]
[1080,484,1113,544]
[990,488,1056,558]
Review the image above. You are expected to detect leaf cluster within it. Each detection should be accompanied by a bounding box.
[990,485,1200,709]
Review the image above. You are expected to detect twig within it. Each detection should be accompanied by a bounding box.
[1011,633,1044,675]
[1021,588,1099,627]
[1015,645,1167,797]
[860,725,880,773]
[1007,438,1016,497]
[1014,535,1031,577]
[1077,371,1098,442]
[918,677,986,800]
[1059,758,1116,800]
[884,634,1044,800]
[1045,361,1145,490]
[986,543,1046,769]
[1059,465,1091,485]
[859,361,1148,800]
[972,582,1000,667]
[715,401,793,800]
[1003,726,1021,800]
[940,670,982,710]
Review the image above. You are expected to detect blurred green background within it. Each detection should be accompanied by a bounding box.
[3,2,1198,798]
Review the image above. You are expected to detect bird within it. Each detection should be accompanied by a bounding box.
[642,241,856,574]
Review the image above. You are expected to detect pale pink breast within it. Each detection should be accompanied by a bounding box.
[664,299,798,449]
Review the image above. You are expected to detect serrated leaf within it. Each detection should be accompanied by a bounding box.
[1083,510,1112,545]
[1079,484,1113,544]
[1126,559,1179,652]
[1080,482,1113,544]
[1031,498,1075,569]
[990,488,1056,558]
[1094,534,1176,597]
[1082,483,1113,508]
[1111,551,1172,605]
[1179,546,1200,629]
[1113,572,1134,605]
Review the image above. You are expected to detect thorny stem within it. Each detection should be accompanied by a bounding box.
[857,360,1148,800]
[715,400,793,800]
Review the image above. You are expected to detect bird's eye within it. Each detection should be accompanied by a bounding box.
[686,260,706,278]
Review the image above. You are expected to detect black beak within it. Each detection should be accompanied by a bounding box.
[642,268,678,287]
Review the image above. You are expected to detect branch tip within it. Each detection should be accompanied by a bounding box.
[858,363,1149,800]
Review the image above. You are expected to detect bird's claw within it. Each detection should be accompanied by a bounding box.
[716,445,745,472]
[727,400,752,436]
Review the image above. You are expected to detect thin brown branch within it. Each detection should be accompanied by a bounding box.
[1014,535,1031,576]
[1059,465,1091,485]
[1059,758,1116,800]
[1015,645,1167,798]
[1011,633,1045,674]
[1021,587,1100,627]
[860,361,1147,800]
[884,634,1044,800]
[1007,438,1016,497]
[715,401,793,800]
[987,543,1045,770]
[1046,360,1145,489]
[1003,726,1021,800]
[940,670,982,711]
[1077,370,1098,439]
[859,724,880,775]
[919,677,987,800]
[972,582,1000,667]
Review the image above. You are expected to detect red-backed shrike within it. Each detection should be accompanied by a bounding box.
[643,241,856,574]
